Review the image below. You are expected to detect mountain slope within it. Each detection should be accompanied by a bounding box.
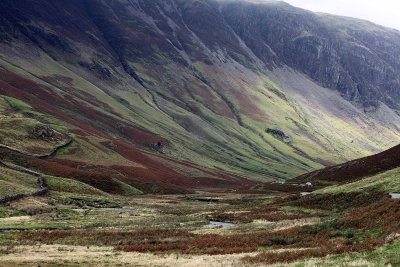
[221,0,400,109]
[293,142,400,186]
[0,0,399,191]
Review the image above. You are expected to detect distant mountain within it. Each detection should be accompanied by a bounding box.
[0,0,400,192]
[221,0,400,109]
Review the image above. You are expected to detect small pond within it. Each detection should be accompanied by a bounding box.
[208,221,235,228]
[389,193,400,199]
[300,192,312,197]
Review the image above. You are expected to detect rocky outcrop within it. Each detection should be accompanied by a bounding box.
[0,0,399,182]
[1,0,399,111]
[32,125,56,140]
[266,128,292,143]
[219,1,400,110]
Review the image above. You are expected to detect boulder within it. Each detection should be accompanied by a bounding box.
[32,125,56,140]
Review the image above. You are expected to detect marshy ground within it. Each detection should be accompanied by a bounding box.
[0,189,399,266]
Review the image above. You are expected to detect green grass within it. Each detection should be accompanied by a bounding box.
[0,206,27,218]
[0,233,16,246]
[0,166,38,196]
[0,96,71,154]
[3,95,43,119]
[289,239,400,266]
[0,180,36,196]
[315,167,400,194]
[1,48,399,183]
[56,208,81,218]
[114,179,143,196]
[53,194,121,209]
[3,96,32,113]
[279,205,327,215]
[45,175,107,195]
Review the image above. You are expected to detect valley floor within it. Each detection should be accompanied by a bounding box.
[2,242,397,267]
[0,191,399,266]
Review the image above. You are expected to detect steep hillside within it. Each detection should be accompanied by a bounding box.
[316,166,400,194]
[0,0,400,191]
[221,0,400,109]
[293,142,400,187]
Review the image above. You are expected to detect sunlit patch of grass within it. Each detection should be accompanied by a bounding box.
[0,207,27,219]
[114,179,143,196]
[45,175,107,195]
[315,167,400,194]
[3,96,32,113]
[0,166,38,196]
[288,239,400,267]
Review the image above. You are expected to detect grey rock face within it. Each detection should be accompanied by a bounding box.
[266,128,292,143]
[32,125,55,140]
[1,0,399,112]
[219,1,400,110]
